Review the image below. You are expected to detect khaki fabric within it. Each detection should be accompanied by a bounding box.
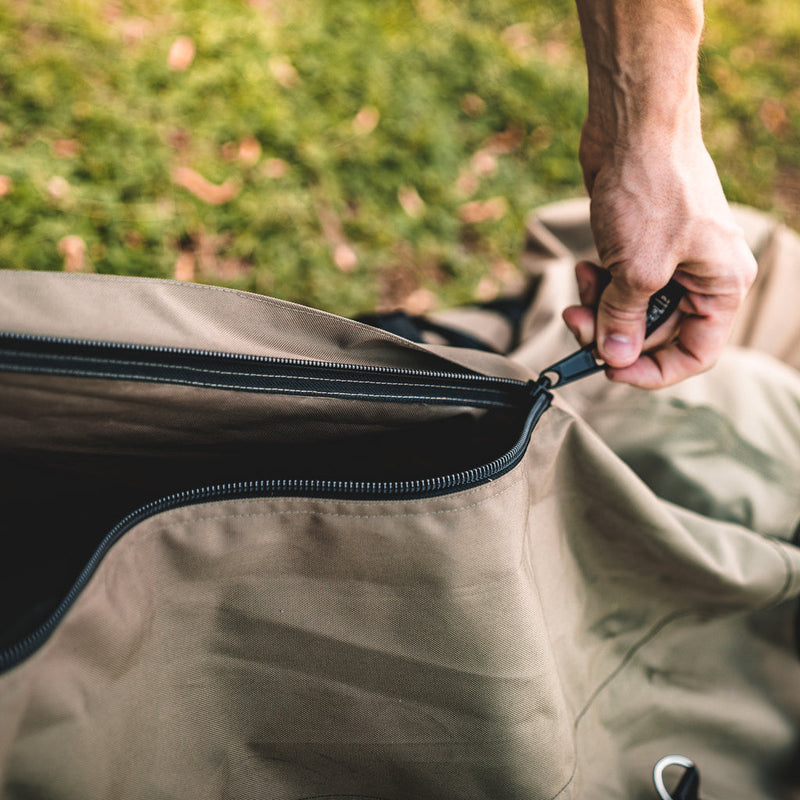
[1,201,800,799]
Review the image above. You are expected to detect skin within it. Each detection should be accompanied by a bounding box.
[567,0,757,388]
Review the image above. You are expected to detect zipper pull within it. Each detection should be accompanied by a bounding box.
[538,279,685,389]
[653,755,701,800]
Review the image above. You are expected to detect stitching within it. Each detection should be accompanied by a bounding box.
[546,609,696,800]
[157,475,527,528]
[0,349,508,398]
[0,364,513,407]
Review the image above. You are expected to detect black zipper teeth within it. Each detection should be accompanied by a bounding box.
[0,331,525,408]
[0,388,550,673]
[0,330,552,672]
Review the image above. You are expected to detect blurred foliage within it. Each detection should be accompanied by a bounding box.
[0,0,797,316]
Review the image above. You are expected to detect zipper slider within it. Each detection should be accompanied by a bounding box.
[538,279,685,389]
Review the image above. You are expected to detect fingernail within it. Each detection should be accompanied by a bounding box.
[602,333,636,361]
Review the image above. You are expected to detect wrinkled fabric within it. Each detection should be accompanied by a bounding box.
[1,201,799,799]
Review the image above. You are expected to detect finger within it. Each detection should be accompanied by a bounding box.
[574,261,606,307]
[606,307,730,388]
[595,271,665,368]
[562,304,596,347]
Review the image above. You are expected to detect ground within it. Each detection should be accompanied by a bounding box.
[0,0,798,316]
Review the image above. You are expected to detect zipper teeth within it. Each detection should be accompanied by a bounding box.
[0,329,550,671]
[0,330,521,386]
[0,387,550,673]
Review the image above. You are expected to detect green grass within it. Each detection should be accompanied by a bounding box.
[0,0,797,317]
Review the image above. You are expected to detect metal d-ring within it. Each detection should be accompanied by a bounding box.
[653,755,697,800]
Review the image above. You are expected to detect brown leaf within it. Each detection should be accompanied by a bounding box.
[501,23,535,58]
[269,56,299,88]
[454,168,480,198]
[313,193,357,270]
[174,250,195,281]
[397,185,426,218]
[172,166,240,204]
[760,99,789,135]
[53,139,80,158]
[168,36,195,71]
[353,106,380,135]
[262,158,289,179]
[47,176,70,200]
[167,128,191,151]
[458,197,508,223]
[460,93,486,117]
[470,149,497,177]
[400,288,438,315]
[238,137,262,165]
[58,235,87,272]
[483,125,524,154]
[333,243,357,273]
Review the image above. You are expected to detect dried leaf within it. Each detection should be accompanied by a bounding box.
[460,93,486,117]
[58,235,87,272]
[353,106,380,135]
[458,196,508,223]
[167,128,191,151]
[172,166,240,204]
[313,194,357,270]
[501,23,535,58]
[269,56,299,88]
[174,250,195,281]
[454,168,479,198]
[760,99,789,135]
[53,139,80,158]
[333,243,357,272]
[398,185,426,218]
[483,125,524,154]
[401,288,438,315]
[470,149,497,177]
[121,17,150,46]
[48,176,70,200]
[262,158,289,179]
[168,36,195,71]
[238,137,262,165]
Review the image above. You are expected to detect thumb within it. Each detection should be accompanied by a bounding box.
[595,274,656,368]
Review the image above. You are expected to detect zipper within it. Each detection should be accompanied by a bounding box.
[0,331,552,672]
[0,330,531,408]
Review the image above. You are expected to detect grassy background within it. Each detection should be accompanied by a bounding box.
[1,0,798,317]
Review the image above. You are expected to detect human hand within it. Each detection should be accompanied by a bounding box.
[562,122,757,389]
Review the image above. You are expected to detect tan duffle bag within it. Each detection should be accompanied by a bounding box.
[1,200,799,799]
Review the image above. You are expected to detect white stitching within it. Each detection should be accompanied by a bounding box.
[0,363,513,407]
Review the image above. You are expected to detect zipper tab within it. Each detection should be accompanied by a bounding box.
[537,279,686,389]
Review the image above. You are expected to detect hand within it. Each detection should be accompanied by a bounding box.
[562,121,757,389]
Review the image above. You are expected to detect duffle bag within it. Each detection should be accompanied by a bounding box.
[1,200,800,799]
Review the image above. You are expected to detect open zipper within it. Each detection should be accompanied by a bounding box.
[0,330,552,672]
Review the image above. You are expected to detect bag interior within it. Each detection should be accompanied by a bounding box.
[0,371,533,652]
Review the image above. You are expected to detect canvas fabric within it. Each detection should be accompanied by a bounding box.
[1,200,799,799]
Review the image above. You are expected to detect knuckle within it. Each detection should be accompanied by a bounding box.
[599,299,646,326]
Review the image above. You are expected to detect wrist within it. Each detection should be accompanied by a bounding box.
[577,0,704,151]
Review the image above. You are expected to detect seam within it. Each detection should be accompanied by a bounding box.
[546,609,696,800]
[761,535,798,608]
[0,349,507,398]
[156,475,527,528]
[8,272,456,359]
[0,364,513,407]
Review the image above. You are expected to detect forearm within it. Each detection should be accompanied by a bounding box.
[567,0,756,388]
[575,0,705,150]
